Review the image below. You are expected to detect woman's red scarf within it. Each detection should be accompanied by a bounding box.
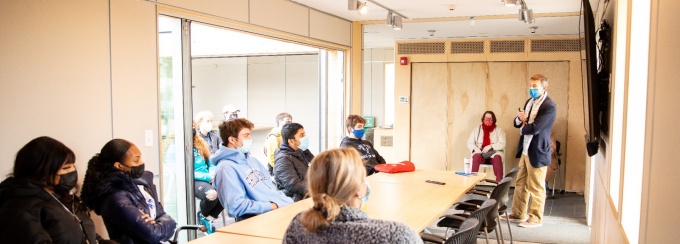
[481,123,496,148]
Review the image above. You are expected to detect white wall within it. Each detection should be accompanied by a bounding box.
[362,48,395,127]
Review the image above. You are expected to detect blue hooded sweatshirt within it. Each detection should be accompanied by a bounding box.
[210,145,293,218]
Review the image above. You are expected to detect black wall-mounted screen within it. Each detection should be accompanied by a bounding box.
[579,0,600,156]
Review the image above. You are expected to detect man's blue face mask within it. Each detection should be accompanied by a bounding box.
[529,88,541,98]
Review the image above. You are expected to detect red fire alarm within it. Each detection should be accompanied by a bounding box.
[399,57,408,65]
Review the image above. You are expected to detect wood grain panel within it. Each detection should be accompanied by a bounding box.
[527,62,570,188]
[410,63,449,170]
[449,62,489,171]
[487,62,530,172]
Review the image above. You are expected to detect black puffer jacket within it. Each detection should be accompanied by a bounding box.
[273,143,314,201]
[283,206,423,244]
[0,177,96,244]
[89,171,176,244]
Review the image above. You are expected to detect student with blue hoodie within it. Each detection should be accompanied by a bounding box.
[210,118,293,221]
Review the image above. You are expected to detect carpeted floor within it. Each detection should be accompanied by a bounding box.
[424,189,590,244]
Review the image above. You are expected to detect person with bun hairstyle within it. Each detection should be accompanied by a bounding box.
[282,148,422,244]
[82,139,176,243]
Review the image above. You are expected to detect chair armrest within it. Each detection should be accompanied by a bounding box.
[456,201,480,208]
[420,233,446,243]
[468,189,490,196]
[442,214,467,221]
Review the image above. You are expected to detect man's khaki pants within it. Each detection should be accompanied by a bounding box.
[511,154,548,223]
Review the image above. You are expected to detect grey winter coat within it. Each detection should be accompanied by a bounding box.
[273,143,314,201]
[283,206,423,244]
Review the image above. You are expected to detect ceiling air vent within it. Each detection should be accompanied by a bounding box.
[397,42,445,55]
[490,40,525,53]
[451,41,484,54]
[531,39,582,52]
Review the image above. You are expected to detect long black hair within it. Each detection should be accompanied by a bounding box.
[12,136,75,188]
[81,139,132,209]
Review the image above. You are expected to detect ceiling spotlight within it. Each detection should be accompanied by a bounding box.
[530,26,538,33]
[386,11,394,26]
[348,0,368,15]
[428,30,436,36]
[392,15,403,30]
[518,0,535,24]
[357,1,369,15]
[503,0,517,7]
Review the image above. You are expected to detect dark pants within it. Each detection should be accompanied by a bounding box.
[471,154,504,182]
[235,213,257,222]
[194,181,224,219]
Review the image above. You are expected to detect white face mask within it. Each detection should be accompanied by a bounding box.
[237,139,253,154]
[200,122,213,133]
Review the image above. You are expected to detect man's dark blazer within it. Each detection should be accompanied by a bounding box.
[514,96,557,168]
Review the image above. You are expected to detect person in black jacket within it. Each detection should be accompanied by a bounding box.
[0,136,99,244]
[273,122,314,201]
[339,115,386,175]
[82,139,177,243]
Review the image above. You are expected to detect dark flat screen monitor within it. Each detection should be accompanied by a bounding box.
[580,0,600,156]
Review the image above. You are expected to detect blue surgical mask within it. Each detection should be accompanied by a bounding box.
[529,88,541,98]
[237,139,252,154]
[298,136,309,151]
[360,181,371,210]
[352,128,365,139]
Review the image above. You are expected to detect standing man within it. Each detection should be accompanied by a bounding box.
[210,118,293,221]
[340,115,386,175]
[504,74,556,228]
[264,112,293,175]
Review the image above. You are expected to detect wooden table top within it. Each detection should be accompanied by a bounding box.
[188,232,281,244]
[215,170,485,240]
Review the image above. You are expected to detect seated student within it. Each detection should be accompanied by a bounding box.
[466,111,506,182]
[192,122,223,232]
[82,139,176,244]
[265,112,293,175]
[195,110,222,154]
[211,118,293,221]
[0,137,100,243]
[283,148,422,244]
[339,115,386,175]
[274,122,314,201]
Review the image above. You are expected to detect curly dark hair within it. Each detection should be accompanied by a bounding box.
[81,139,132,209]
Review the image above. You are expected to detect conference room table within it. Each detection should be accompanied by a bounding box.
[202,169,486,241]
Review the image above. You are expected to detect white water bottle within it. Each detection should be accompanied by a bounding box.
[464,157,471,174]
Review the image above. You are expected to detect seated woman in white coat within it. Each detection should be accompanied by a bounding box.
[467,111,506,182]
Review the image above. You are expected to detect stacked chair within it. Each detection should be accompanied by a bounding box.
[421,199,497,244]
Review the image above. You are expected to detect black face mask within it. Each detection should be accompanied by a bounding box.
[55,170,78,194]
[125,164,145,179]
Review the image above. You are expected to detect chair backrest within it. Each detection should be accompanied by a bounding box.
[556,140,562,155]
[504,166,521,180]
[445,218,479,244]
[468,199,496,237]
[490,177,514,208]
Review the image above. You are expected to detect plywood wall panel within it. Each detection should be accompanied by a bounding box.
[487,62,531,172]
[449,62,489,171]
[410,63,449,170]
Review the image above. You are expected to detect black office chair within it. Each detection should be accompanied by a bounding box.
[549,141,565,199]
[420,218,479,244]
[435,199,497,244]
[457,177,513,244]
[470,166,519,195]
